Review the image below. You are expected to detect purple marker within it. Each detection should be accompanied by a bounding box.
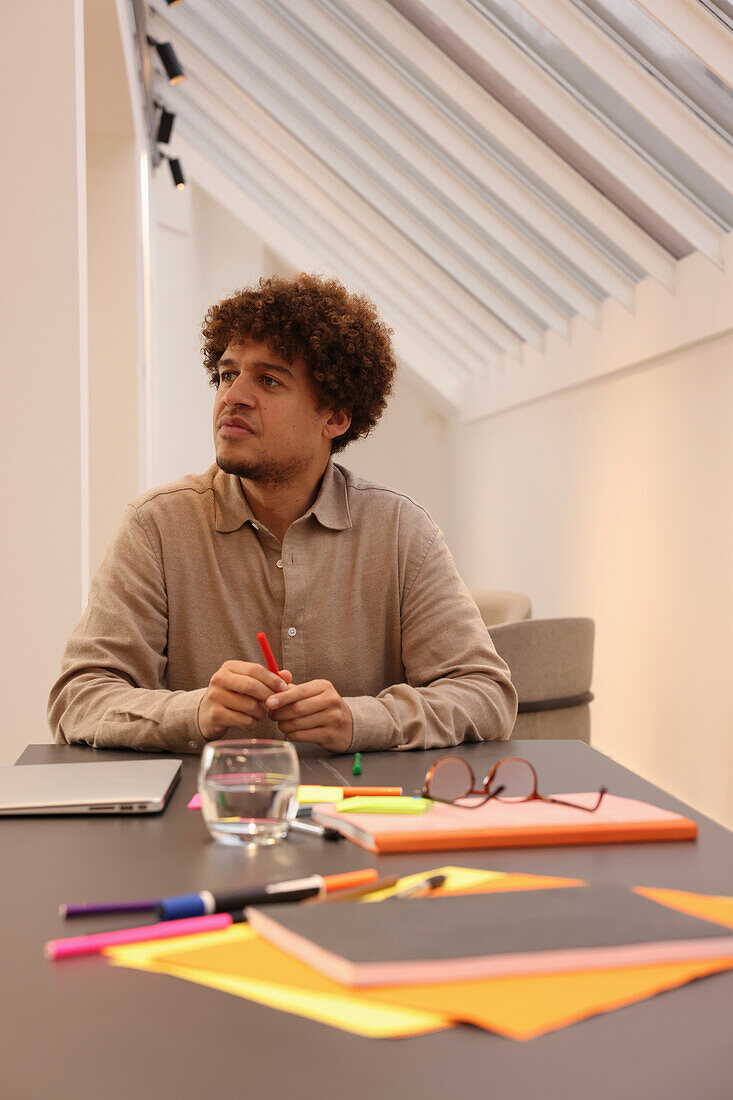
[60,899,159,919]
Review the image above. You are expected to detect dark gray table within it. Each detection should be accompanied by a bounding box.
[3,740,732,1100]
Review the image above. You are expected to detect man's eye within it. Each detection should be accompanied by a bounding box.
[261,375,280,388]
[218,371,236,384]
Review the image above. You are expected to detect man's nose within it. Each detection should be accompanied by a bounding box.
[222,374,256,407]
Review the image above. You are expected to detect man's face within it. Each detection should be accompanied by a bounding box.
[213,340,341,485]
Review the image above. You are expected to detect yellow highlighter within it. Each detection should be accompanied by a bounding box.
[335,796,431,814]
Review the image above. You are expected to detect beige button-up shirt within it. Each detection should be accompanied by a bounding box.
[48,461,517,754]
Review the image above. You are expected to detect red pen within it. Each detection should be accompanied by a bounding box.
[257,631,279,675]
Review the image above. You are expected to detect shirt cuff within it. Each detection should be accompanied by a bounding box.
[108,687,209,754]
[167,687,209,752]
[344,696,396,752]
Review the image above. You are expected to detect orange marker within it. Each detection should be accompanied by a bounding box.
[342,787,402,798]
[257,631,279,674]
[323,867,379,893]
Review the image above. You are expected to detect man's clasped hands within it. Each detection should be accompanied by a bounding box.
[197,660,353,753]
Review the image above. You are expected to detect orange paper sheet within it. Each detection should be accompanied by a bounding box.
[359,957,733,1040]
[360,886,733,1039]
[634,887,733,929]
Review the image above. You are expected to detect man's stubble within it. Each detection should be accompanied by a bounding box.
[216,450,317,488]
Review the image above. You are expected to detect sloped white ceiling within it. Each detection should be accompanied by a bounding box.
[143,0,733,413]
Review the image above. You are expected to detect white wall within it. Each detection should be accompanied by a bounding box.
[454,311,733,829]
[85,0,142,572]
[0,1,87,765]
[149,175,205,484]
[86,130,140,573]
[346,377,455,546]
[0,0,146,764]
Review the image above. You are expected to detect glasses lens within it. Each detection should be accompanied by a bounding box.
[427,758,474,802]
[492,759,536,801]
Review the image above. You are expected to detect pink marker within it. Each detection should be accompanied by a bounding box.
[45,912,236,961]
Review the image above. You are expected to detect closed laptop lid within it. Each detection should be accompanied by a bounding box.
[0,760,182,814]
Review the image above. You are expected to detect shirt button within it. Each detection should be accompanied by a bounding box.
[287,627,297,637]
[276,559,283,569]
[188,741,198,749]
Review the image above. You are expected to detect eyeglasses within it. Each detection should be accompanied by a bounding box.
[421,757,606,813]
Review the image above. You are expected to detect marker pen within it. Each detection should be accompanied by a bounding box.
[60,899,158,919]
[157,868,377,920]
[59,869,377,923]
[46,912,240,960]
[256,631,279,675]
[288,819,342,842]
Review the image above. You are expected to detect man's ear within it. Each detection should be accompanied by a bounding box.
[324,409,352,440]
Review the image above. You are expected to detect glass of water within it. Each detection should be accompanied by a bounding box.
[198,740,300,846]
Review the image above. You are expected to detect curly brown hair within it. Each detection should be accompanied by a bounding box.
[201,273,397,454]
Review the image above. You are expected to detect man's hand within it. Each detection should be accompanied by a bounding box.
[265,679,353,753]
[197,661,293,740]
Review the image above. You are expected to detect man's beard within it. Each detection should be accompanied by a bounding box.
[216,449,314,487]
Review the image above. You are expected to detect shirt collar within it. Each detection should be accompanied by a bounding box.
[213,458,352,533]
[306,459,352,531]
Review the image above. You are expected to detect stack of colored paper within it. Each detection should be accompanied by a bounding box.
[106,869,733,1041]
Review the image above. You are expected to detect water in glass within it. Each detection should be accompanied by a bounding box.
[199,740,299,846]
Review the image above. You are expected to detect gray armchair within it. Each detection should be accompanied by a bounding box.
[487,618,595,744]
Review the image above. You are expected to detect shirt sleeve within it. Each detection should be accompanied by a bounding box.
[344,527,518,752]
[47,505,208,754]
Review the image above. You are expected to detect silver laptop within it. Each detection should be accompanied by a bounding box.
[0,760,181,815]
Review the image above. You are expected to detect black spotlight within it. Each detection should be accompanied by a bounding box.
[156,106,175,144]
[166,156,186,190]
[147,36,185,85]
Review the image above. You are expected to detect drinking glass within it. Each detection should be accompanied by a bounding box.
[198,740,300,846]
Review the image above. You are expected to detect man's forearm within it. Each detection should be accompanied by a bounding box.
[48,671,208,754]
[345,670,518,752]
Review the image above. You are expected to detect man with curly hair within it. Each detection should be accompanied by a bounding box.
[49,274,516,755]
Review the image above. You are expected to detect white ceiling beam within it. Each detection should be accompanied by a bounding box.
[636,0,733,84]
[258,0,569,337]
[157,50,510,369]
[273,0,600,330]
[150,3,528,356]
[461,230,733,421]
[151,23,517,365]
[176,0,546,348]
[518,0,733,189]
[175,136,465,414]
[175,92,489,376]
[338,0,676,292]
[179,111,477,385]
[415,0,725,266]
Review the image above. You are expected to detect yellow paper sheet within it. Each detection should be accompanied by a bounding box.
[360,864,508,900]
[355,865,583,902]
[108,925,451,1038]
